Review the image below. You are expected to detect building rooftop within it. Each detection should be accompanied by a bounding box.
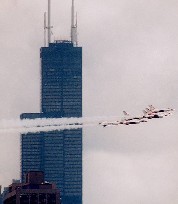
[3,171,60,204]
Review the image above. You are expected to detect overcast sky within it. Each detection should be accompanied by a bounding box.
[0,0,178,203]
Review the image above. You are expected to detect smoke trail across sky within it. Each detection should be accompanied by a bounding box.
[0,116,121,133]
[0,124,93,134]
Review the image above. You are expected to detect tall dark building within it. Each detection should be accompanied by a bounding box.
[20,1,82,204]
[41,41,82,116]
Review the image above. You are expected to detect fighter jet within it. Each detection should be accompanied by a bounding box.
[148,105,175,113]
[100,119,140,127]
[120,118,141,125]
[99,105,174,128]
[142,110,154,119]
[123,111,148,122]
[143,109,167,119]
[99,111,145,127]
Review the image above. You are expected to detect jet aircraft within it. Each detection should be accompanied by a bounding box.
[100,119,140,127]
[148,105,174,113]
[120,118,141,125]
[143,110,164,119]
[99,111,146,127]
[99,106,174,128]
[123,111,148,122]
[145,105,174,118]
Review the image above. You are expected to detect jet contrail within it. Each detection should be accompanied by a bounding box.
[0,108,174,133]
[0,124,97,134]
[0,116,121,133]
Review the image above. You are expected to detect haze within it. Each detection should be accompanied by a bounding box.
[0,0,178,204]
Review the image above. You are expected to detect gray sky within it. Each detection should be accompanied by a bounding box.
[0,0,178,203]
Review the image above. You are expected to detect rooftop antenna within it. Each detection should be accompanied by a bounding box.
[71,0,78,46]
[71,0,75,28]
[76,12,78,46]
[48,0,51,45]
[44,12,47,47]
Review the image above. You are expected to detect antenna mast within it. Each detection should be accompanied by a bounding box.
[71,0,75,27]
[71,0,78,46]
[48,0,51,45]
[44,12,47,47]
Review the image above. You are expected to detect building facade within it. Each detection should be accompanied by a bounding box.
[3,171,60,204]
[41,41,82,116]
[21,41,82,204]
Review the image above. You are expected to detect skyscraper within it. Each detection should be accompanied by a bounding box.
[20,1,82,204]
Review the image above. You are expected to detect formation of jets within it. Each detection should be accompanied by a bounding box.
[99,105,175,127]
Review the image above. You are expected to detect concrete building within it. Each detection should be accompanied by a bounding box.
[3,171,60,204]
[20,1,82,204]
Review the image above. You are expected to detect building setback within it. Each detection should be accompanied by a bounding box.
[3,171,60,204]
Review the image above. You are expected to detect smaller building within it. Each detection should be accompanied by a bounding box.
[3,171,60,204]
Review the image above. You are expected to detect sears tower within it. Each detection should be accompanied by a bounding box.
[20,1,82,204]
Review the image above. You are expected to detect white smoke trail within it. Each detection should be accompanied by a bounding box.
[0,116,121,133]
[0,124,97,134]
[0,113,174,133]
[20,116,121,127]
